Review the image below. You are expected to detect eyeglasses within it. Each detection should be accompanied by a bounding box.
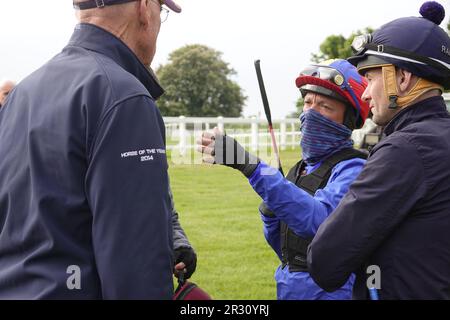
[150,0,169,23]
[160,6,169,23]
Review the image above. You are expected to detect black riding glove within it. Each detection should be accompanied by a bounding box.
[214,134,260,178]
[174,247,197,280]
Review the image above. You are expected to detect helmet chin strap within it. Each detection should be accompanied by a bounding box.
[382,65,399,109]
[382,65,444,110]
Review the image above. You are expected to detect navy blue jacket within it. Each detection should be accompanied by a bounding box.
[308,96,450,299]
[0,24,173,299]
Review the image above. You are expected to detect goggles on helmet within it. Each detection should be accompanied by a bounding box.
[351,34,373,56]
[299,65,346,87]
[299,64,359,106]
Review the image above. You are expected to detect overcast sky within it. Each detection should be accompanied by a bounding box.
[1,0,449,118]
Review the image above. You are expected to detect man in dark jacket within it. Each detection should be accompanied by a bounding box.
[0,0,191,299]
[307,2,450,300]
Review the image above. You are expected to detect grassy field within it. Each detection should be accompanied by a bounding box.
[168,147,301,300]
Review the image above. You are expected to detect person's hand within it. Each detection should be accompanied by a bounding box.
[197,127,260,177]
[196,127,220,164]
[174,247,197,280]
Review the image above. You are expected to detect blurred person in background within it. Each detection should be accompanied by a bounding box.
[0,79,15,108]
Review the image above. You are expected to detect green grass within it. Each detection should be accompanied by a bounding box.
[169,147,301,299]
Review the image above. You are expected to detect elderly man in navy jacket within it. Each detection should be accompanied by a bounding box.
[307,2,450,300]
[0,0,194,299]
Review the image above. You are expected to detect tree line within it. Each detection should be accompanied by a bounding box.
[156,44,245,117]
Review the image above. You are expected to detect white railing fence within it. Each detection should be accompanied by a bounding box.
[164,95,450,164]
[164,116,301,156]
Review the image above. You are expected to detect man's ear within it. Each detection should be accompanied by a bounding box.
[138,0,149,26]
[397,68,416,95]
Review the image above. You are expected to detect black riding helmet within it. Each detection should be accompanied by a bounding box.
[348,1,450,89]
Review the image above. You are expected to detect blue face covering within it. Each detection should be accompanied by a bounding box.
[300,109,353,165]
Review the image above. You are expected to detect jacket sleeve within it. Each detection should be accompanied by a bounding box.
[169,181,193,251]
[307,138,428,292]
[249,158,366,239]
[260,213,282,260]
[85,96,173,299]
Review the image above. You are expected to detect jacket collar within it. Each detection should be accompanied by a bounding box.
[67,23,164,99]
[384,96,449,136]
